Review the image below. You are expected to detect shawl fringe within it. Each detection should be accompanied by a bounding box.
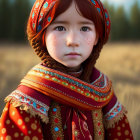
[5,96,49,124]
[103,106,127,129]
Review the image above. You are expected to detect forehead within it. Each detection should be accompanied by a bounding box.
[52,1,93,24]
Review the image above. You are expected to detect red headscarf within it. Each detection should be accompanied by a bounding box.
[28,0,111,39]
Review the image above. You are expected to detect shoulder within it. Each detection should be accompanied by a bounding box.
[0,102,44,138]
[4,84,51,124]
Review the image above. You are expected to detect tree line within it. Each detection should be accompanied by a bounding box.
[104,1,140,42]
[0,0,140,42]
[0,0,30,42]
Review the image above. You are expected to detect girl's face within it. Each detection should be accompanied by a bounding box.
[45,1,98,71]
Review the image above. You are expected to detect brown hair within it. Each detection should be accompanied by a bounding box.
[27,0,108,82]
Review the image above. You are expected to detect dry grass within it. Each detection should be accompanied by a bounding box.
[0,42,140,139]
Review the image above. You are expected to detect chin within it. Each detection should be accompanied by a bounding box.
[64,63,81,70]
[64,64,79,68]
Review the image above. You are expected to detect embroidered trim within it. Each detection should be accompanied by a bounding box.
[92,109,104,140]
[103,101,127,128]
[91,72,108,88]
[49,101,64,140]
[5,90,49,124]
[91,72,102,85]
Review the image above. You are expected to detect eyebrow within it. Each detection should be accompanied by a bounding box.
[51,21,94,25]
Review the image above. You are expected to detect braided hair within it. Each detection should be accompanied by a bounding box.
[27,0,110,82]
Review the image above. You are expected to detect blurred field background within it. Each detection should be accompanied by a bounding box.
[0,42,140,139]
[0,0,140,139]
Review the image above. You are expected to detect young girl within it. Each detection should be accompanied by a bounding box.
[0,0,134,139]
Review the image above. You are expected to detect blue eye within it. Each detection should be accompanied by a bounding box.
[81,26,90,32]
[55,26,66,31]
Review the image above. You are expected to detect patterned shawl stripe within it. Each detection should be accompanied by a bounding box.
[34,64,112,94]
[20,64,114,110]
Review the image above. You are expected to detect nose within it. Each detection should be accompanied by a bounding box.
[66,30,79,47]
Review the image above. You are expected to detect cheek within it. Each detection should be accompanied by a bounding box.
[46,34,58,46]
[84,32,96,47]
[85,35,95,46]
[85,38,94,46]
[45,33,63,59]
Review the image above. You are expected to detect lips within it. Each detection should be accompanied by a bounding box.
[66,52,80,56]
